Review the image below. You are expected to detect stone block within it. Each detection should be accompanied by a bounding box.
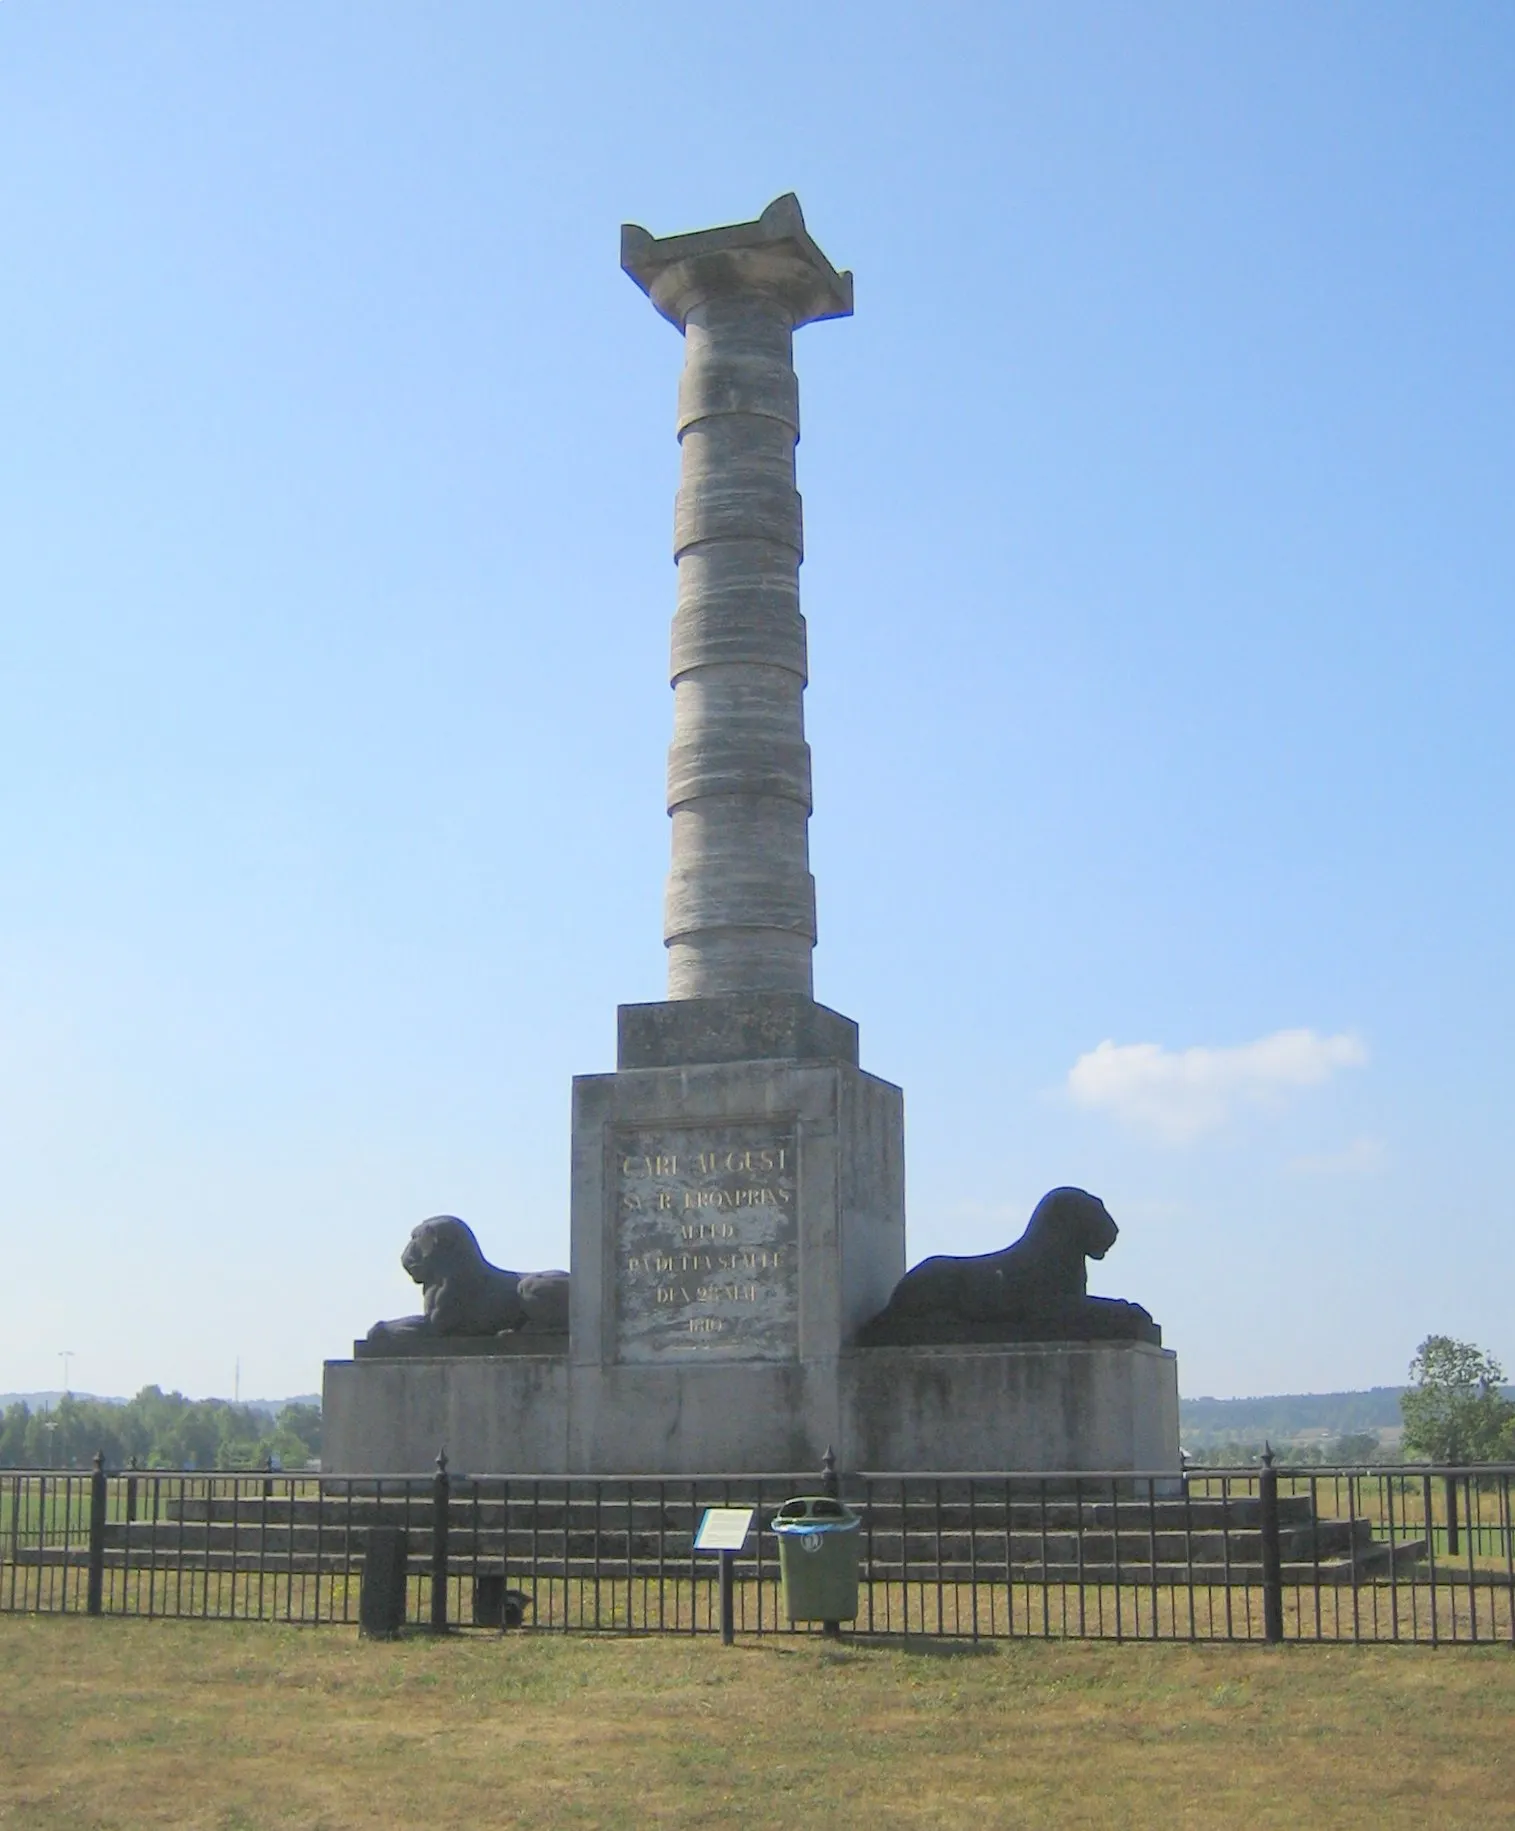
[617,993,858,1069]
[323,1353,570,1475]
[840,1341,1180,1473]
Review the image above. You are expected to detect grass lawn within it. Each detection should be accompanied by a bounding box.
[1,1619,1511,1829]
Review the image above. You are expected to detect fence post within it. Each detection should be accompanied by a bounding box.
[1259,1444,1284,1645]
[431,1449,450,1632]
[86,1451,107,1618]
[820,1445,838,1499]
[125,1456,138,1526]
[1444,1474,1460,1557]
[820,1447,841,1640]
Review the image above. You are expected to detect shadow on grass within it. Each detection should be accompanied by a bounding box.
[736,1634,999,1663]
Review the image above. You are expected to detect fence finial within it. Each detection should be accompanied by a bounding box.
[1261,1441,1275,1469]
[821,1445,838,1497]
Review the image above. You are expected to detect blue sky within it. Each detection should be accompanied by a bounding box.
[2,3,1511,1403]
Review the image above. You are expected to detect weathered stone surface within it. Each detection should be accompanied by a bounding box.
[840,1342,1181,1474]
[614,1124,799,1362]
[621,192,853,332]
[570,1058,905,1377]
[353,1333,567,1361]
[321,1342,1180,1475]
[617,992,859,1069]
[324,1354,571,1474]
[622,196,851,1000]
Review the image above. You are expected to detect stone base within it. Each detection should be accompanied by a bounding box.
[323,1353,571,1475]
[321,1340,1179,1476]
[841,1341,1179,1472]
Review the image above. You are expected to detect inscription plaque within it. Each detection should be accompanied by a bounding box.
[614,1124,798,1362]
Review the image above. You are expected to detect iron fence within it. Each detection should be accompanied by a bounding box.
[4,1454,1512,1645]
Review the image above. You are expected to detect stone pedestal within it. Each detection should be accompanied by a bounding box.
[321,1339,1179,1476]
[841,1342,1180,1473]
[563,1009,905,1471]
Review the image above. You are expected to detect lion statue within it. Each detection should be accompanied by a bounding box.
[365,1216,569,1344]
[855,1186,1160,1347]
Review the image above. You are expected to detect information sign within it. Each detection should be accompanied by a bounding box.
[694,1507,755,1553]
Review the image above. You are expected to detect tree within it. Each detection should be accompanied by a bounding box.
[1400,1336,1514,1464]
[0,1388,324,1470]
[1331,1432,1384,1464]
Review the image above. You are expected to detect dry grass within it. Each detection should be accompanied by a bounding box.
[1,1619,1513,1830]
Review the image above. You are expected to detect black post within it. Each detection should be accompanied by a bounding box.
[125,1456,138,1526]
[1444,1474,1460,1558]
[1259,1445,1284,1645]
[821,1447,841,1639]
[86,1451,107,1618]
[430,1449,450,1632]
[719,1550,735,1646]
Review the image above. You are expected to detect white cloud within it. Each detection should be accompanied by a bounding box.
[1288,1135,1388,1175]
[1067,1029,1368,1144]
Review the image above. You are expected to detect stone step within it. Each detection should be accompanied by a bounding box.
[158,1492,1320,1533]
[10,1539,1437,1586]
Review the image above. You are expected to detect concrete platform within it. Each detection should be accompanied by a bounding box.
[321,1339,1179,1476]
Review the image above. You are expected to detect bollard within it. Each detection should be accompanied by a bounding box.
[359,1527,408,1638]
[86,1451,107,1617]
[1258,1445,1284,1645]
[430,1449,450,1632]
[719,1550,736,1647]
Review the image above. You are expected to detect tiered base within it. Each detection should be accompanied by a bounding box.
[321,1339,1180,1476]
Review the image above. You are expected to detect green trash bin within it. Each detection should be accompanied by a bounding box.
[771,1496,861,1623]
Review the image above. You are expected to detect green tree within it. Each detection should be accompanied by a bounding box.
[0,1388,324,1470]
[1400,1336,1514,1464]
[1331,1432,1387,1464]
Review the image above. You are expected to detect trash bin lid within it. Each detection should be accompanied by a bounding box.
[771,1495,860,1533]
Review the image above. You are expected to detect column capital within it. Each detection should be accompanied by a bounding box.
[621,193,853,332]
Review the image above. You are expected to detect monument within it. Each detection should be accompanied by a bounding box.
[322,197,1179,1476]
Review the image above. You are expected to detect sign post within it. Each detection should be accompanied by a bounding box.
[693,1507,755,1645]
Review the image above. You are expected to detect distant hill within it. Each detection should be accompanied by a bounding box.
[1180,1389,1408,1440]
[1180,1387,1515,1446]
[0,1392,320,1417]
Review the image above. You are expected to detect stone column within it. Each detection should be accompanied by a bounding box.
[621,195,853,1000]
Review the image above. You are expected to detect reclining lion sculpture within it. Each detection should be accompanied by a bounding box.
[856,1186,1160,1347]
[365,1215,569,1346]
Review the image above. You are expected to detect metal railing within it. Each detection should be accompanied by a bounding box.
[4,1453,1512,1644]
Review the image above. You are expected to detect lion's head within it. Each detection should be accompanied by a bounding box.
[400,1215,485,1287]
[1026,1187,1117,1260]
